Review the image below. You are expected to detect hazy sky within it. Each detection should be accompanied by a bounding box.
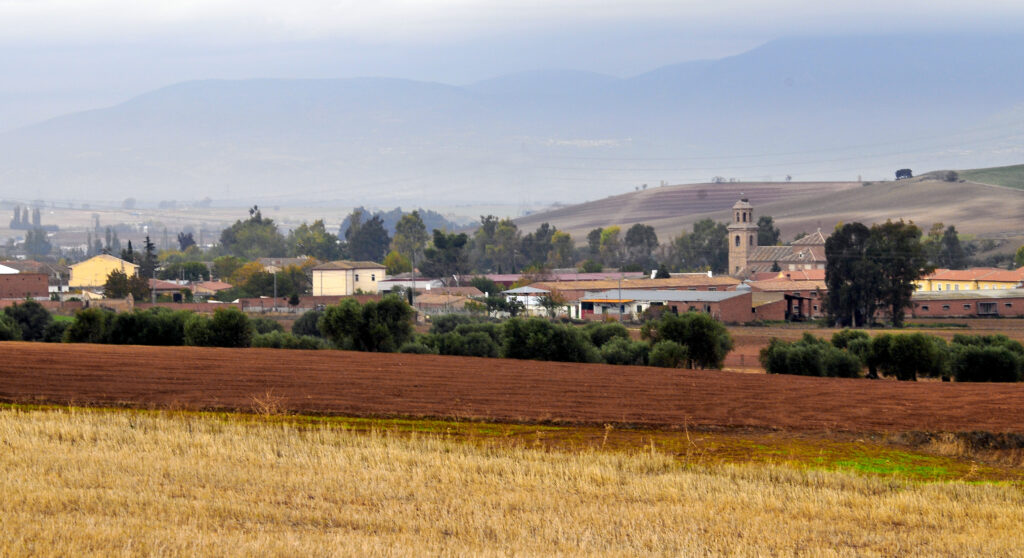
[2,0,1023,130]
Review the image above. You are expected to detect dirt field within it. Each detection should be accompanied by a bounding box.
[2,341,1023,434]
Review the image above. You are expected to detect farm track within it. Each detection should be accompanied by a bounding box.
[3,341,1024,434]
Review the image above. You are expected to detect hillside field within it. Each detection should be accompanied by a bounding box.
[516,173,1024,242]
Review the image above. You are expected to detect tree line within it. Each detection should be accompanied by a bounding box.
[761,330,1023,382]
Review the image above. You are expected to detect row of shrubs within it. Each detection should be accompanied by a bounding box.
[396,311,733,369]
[760,330,1024,382]
[1,298,736,369]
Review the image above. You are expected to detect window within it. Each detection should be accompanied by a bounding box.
[937,285,942,291]
[735,235,741,246]
[1007,303,1014,308]
[921,305,930,311]
[749,235,754,246]
[955,284,960,291]
[355,274,360,281]
[946,284,951,291]
[963,304,971,310]
[636,305,642,314]
[371,274,376,281]
[942,305,950,310]
[813,305,819,311]
[708,287,717,291]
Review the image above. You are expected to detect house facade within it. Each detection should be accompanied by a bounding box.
[0,273,49,299]
[311,261,386,296]
[575,289,757,323]
[909,289,1024,318]
[914,268,1024,292]
[68,255,139,288]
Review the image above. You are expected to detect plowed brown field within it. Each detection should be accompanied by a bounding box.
[3,342,1023,433]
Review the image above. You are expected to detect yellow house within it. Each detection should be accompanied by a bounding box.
[311,261,386,296]
[69,254,140,288]
[914,268,1024,292]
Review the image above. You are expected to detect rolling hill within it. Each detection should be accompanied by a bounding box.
[515,173,1024,242]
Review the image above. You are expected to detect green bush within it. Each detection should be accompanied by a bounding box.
[641,311,733,369]
[950,345,1021,382]
[0,313,22,341]
[291,310,323,337]
[872,333,946,381]
[599,337,649,366]
[423,331,501,358]
[251,331,325,350]
[319,296,414,352]
[42,319,70,343]
[453,322,503,345]
[106,308,191,346]
[63,308,114,343]
[184,308,252,348]
[759,333,862,378]
[831,329,869,349]
[428,314,476,335]
[398,341,438,354]
[3,300,52,341]
[648,341,689,368]
[502,317,601,363]
[583,322,630,348]
[250,317,284,334]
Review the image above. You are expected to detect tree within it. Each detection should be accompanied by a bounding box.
[895,168,913,180]
[937,225,967,269]
[383,250,412,275]
[654,264,671,278]
[139,236,158,279]
[158,262,211,282]
[825,222,880,328]
[344,212,391,262]
[598,226,623,267]
[391,211,428,263]
[666,219,729,273]
[641,311,733,369]
[24,227,51,257]
[287,219,340,261]
[212,256,246,281]
[1016,245,1024,268]
[869,220,931,328]
[3,300,52,342]
[624,224,659,270]
[537,290,569,318]
[319,296,414,352]
[420,230,469,282]
[184,308,253,348]
[520,223,557,268]
[177,232,196,251]
[756,216,781,246]
[586,228,602,258]
[548,231,575,268]
[104,269,150,300]
[120,240,135,264]
[218,206,287,259]
[484,219,521,273]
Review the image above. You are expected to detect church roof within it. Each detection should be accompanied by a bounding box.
[792,229,827,246]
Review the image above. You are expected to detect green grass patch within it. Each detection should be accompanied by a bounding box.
[960,164,1024,190]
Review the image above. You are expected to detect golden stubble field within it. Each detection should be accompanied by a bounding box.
[1,408,1021,557]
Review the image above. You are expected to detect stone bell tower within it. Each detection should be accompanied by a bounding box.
[727,196,758,276]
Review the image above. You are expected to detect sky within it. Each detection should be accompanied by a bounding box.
[3,0,1024,131]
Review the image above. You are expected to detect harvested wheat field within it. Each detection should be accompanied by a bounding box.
[1,408,1021,556]
[2,341,1024,433]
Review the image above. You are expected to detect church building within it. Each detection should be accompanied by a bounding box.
[727,197,828,278]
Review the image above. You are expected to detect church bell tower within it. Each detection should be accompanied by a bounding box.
[727,196,758,276]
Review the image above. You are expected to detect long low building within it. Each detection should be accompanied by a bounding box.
[909,289,1024,318]
[574,288,789,323]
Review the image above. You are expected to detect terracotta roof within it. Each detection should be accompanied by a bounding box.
[418,286,483,297]
[415,293,470,306]
[747,280,827,292]
[313,260,386,271]
[148,279,184,291]
[192,280,234,292]
[925,268,1023,282]
[750,269,826,282]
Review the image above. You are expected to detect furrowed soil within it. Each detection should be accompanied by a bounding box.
[3,341,1023,434]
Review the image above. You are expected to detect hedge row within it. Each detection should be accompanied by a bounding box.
[761,330,1023,382]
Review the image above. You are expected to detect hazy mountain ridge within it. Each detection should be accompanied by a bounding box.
[3,34,1024,205]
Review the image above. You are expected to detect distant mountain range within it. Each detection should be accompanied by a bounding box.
[2,34,1024,207]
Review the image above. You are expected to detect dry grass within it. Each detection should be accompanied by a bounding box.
[0,408,1022,556]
